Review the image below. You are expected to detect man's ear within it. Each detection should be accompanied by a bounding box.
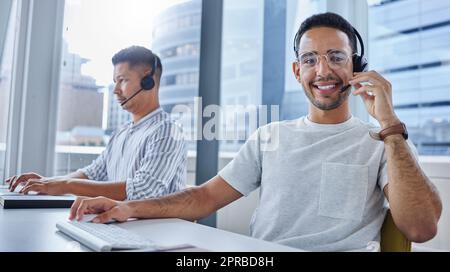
[143,70,152,77]
[292,62,301,82]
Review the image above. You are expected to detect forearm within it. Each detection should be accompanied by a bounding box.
[385,135,442,241]
[65,171,88,180]
[126,186,214,221]
[66,180,127,201]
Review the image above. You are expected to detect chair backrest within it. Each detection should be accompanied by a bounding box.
[380,210,411,252]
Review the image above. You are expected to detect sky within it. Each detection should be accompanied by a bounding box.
[64,0,188,86]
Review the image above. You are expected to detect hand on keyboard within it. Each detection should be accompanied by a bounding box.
[69,196,133,223]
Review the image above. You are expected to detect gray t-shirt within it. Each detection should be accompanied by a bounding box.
[219,116,417,251]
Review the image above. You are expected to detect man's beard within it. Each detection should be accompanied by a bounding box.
[304,88,350,110]
[303,78,350,111]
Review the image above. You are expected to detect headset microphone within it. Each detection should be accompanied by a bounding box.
[121,88,144,106]
[340,84,351,93]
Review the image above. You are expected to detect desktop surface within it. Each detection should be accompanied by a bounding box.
[0,206,301,252]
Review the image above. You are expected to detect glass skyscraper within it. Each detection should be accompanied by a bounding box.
[368,0,450,155]
[152,0,264,152]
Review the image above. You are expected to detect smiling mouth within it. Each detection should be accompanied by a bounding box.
[312,83,342,95]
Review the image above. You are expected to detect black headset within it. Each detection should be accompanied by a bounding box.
[351,27,368,73]
[294,26,368,73]
[141,54,159,90]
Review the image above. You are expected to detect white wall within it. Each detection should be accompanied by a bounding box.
[414,157,450,251]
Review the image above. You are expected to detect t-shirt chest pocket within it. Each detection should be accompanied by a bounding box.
[318,162,369,221]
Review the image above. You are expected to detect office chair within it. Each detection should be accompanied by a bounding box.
[380,209,411,252]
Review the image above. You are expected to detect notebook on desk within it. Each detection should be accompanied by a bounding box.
[0,192,75,209]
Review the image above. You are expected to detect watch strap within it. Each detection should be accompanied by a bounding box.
[369,122,407,141]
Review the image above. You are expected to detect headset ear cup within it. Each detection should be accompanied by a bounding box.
[141,75,155,90]
[352,55,368,73]
[360,56,368,72]
[353,55,361,73]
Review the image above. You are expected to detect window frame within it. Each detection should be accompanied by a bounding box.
[0,0,14,182]
[5,0,65,179]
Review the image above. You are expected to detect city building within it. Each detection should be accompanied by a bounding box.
[152,0,265,151]
[368,0,450,155]
[56,42,104,146]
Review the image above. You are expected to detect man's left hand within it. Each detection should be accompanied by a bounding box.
[349,71,401,129]
[19,177,69,195]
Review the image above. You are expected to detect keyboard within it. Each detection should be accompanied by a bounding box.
[56,220,161,252]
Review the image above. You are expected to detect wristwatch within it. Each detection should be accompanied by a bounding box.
[369,122,408,141]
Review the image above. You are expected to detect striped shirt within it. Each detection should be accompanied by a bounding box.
[78,108,187,200]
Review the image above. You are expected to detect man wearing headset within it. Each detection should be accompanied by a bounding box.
[69,14,441,251]
[7,46,187,201]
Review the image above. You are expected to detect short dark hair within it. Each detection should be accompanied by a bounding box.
[294,12,357,58]
[112,46,163,76]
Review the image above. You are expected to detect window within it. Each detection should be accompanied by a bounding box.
[160,72,199,86]
[153,0,202,185]
[282,0,324,121]
[368,0,450,155]
[153,13,201,39]
[55,0,201,182]
[0,0,18,181]
[219,0,264,154]
[159,42,200,59]
[217,0,324,154]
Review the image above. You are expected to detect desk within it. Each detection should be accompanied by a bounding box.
[0,207,300,252]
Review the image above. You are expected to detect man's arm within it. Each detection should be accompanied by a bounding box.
[350,71,442,243]
[7,170,87,192]
[65,180,127,200]
[66,171,89,179]
[19,175,127,201]
[15,138,125,199]
[383,134,442,242]
[70,175,243,223]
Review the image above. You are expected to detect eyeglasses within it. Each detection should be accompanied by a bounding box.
[297,50,354,70]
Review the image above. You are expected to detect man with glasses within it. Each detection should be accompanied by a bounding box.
[68,13,441,251]
[6,46,187,201]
